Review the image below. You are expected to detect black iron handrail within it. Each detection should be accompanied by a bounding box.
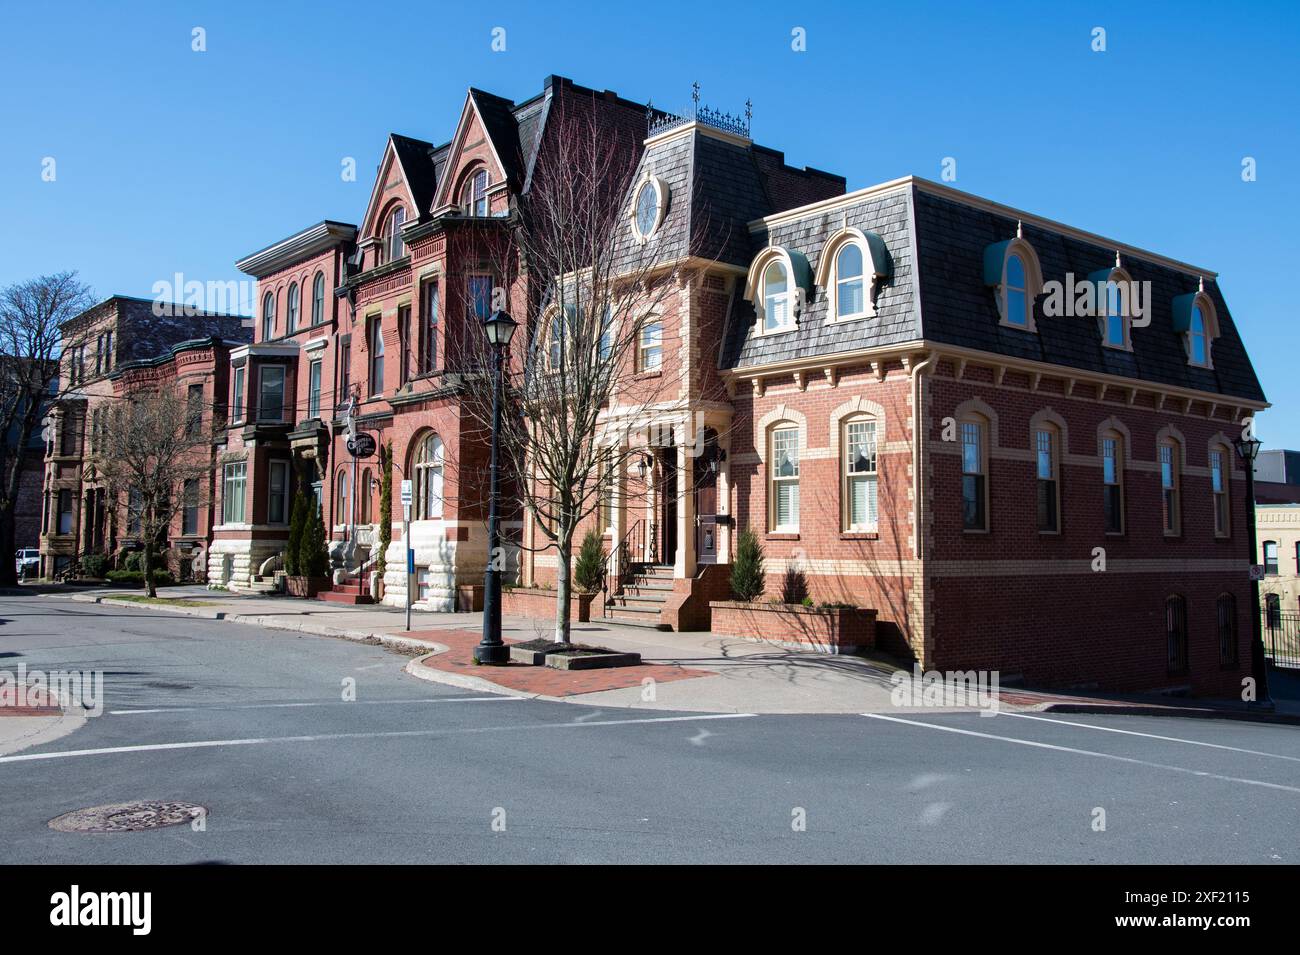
[1263,609,1300,669]
[602,519,644,618]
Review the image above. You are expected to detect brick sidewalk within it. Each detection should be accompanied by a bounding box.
[410,628,713,697]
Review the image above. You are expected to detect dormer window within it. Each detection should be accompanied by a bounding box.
[1090,262,1134,350]
[382,206,406,263]
[1172,285,1219,369]
[461,169,489,217]
[630,175,668,241]
[1189,304,1209,365]
[835,244,865,319]
[763,262,792,333]
[1005,255,1028,327]
[984,234,1043,332]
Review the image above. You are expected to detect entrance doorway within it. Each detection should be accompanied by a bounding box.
[694,428,720,565]
[659,446,677,567]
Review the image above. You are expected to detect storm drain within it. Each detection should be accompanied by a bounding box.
[48,800,206,833]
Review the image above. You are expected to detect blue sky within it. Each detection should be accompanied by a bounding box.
[2,0,1297,444]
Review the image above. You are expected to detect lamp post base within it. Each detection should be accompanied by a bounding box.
[473,643,511,666]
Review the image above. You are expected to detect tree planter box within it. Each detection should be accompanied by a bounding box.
[543,650,641,670]
[709,601,876,655]
[501,587,597,623]
[285,575,331,598]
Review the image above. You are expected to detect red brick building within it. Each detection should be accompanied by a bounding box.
[39,296,248,579]
[218,74,1264,696]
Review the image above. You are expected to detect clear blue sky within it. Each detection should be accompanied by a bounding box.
[2,1,1296,444]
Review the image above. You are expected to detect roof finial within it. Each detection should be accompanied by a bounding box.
[745,98,753,131]
[691,81,700,114]
[1115,249,1122,269]
[1015,220,1022,238]
[1198,275,1205,292]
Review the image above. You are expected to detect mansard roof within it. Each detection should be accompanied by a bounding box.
[717,176,1266,405]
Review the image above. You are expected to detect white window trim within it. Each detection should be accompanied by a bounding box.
[745,247,803,337]
[842,416,878,532]
[629,173,669,242]
[768,424,801,533]
[996,238,1042,333]
[1098,267,1135,352]
[1185,292,1219,369]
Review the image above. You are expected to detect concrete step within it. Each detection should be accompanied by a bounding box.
[623,583,672,597]
[317,590,374,605]
[615,591,669,606]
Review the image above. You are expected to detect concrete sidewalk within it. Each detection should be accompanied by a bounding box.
[37,584,1300,722]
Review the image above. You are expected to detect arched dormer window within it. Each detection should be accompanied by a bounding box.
[381,206,406,264]
[461,167,489,217]
[1087,262,1135,350]
[311,272,325,326]
[983,235,1042,332]
[261,291,275,341]
[1173,285,1220,369]
[744,246,811,336]
[815,228,891,322]
[286,282,300,333]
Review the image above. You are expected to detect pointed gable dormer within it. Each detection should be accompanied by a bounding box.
[357,134,439,270]
[431,89,522,219]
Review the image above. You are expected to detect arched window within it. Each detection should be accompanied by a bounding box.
[359,468,373,524]
[1165,595,1188,674]
[461,168,489,217]
[311,272,325,326]
[1092,266,1135,350]
[962,415,988,531]
[1217,593,1238,666]
[369,315,384,396]
[835,243,865,320]
[842,416,877,532]
[1189,304,1209,366]
[382,206,406,263]
[335,470,349,527]
[1102,431,1124,534]
[1160,439,1181,535]
[261,292,275,341]
[414,432,444,520]
[985,236,1042,331]
[769,424,800,532]
[1005,254,1028,328]
[763,261,792,333]
[1210,446,1230,537]
[286,282,300,333]
[1035,423,1060,533]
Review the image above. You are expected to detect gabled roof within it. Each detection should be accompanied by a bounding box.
[390,133,447,221]
[469,88,527,190]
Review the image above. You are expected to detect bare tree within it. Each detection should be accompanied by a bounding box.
[454,102,697,644]
[0,272,93,585]
[92,384,210,597]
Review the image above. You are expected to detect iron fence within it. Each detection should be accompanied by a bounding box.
[1263,609,1300,669]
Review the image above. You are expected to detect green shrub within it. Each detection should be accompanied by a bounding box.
[376,442,392,579]
[573,530,606,594]
[284,493,307,576]
[730,530,766,602]
[122,551,143,572]
[299,504,331,578]
[106,569,176,587]
[81,554,108,578]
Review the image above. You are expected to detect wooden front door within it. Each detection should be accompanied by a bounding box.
[694,430,719,565]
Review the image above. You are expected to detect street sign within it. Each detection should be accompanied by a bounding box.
[400,479,413,506]
[1249,564,1266,581]
[347,433,377,458]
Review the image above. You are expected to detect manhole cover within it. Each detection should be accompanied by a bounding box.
[49,800,206,833]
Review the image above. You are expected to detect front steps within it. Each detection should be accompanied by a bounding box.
[317,577,374,605]
[604,564,674,630]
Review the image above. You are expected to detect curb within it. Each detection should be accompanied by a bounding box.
[1041,701,1300,726]
[403,653,544,701]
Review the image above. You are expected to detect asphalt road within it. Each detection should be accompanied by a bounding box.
[1,592,1298,864]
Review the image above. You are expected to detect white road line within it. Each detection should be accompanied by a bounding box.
[999,712,1300,763]
[863,713,1300,795]
[0,712,756,764]
[109,697,521,715]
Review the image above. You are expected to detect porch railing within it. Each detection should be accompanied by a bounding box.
[602,519,644,618]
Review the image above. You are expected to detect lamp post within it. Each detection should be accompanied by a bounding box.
[1233,433,1272,708]
[474,309,517,665]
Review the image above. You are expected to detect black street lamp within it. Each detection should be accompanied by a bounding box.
[1233,432,1272,708]
[474,309,518,665]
